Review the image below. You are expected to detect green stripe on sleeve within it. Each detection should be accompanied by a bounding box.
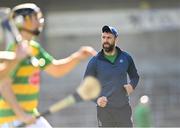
[36,47,54,69]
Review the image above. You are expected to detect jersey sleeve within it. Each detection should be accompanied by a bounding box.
[35,42,54,69]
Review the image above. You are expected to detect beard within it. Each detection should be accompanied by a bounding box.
[102,42,115,53]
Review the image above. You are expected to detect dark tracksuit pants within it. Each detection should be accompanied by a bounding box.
[97,104,132,127]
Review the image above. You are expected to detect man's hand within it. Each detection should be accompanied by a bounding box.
[123,84,134,95]
[18,112,36,125]
[15,41,30,60]
[75,46,97,61]
[97,96,108,108]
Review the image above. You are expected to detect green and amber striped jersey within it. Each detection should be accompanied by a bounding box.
[0,40,54,124]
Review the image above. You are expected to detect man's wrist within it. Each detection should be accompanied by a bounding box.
[71,52,82,62]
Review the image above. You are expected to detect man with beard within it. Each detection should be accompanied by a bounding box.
[0,3,96,128]
[84,25,139,127]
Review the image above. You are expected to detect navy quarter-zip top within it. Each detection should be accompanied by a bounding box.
[84,47,139,108]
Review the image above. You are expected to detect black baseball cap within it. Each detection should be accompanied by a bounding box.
[102,25,118,37]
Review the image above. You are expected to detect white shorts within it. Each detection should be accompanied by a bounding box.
[0,117,52,128]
